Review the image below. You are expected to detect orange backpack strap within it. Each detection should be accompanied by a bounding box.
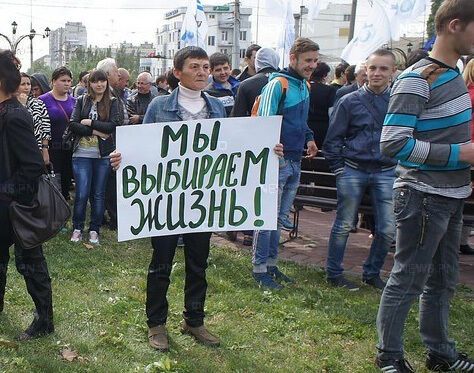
[251,76,289,117]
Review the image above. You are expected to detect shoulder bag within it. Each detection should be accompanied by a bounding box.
[1,111,71,249]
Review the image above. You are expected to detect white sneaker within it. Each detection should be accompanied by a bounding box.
[89,231,99,245]
[70,229,82,242]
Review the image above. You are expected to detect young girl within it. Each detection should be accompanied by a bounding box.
[68,69,121,244]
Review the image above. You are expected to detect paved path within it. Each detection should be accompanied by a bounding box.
[213,207,474,289]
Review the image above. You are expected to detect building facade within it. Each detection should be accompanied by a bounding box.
[49,22,87,68]
[299,3,352,59]
[140,4,252,76]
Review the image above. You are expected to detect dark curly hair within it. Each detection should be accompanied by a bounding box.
[0,50,21,95]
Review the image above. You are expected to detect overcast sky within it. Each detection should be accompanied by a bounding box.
[0,0,429,70]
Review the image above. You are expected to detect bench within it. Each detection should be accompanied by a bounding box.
[289,153,474,239]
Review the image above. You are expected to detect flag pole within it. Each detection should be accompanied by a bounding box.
[348,0,358,41]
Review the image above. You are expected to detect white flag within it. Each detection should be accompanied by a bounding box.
[180,0,208,49]
[277,0,295,68]
[307,0,330,20]
[262,0,287,18]
[382,0,428,41]
[340,0,391,65]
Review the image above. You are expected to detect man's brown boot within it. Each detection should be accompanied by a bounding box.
[181,321,220,347]
[148,325,169,352]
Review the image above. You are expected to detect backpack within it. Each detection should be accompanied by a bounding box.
[251,76,310,117]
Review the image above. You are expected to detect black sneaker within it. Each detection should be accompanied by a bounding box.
[363,276,387,290]
[252,272,283,290]
[426,352,474,372]
[376,357,415,372]
[327,276,360,291]
[268,266,295,283]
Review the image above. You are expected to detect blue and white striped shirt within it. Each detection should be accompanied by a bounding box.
[380,57,472,198]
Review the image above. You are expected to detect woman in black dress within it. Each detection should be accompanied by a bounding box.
[0,50,54,340]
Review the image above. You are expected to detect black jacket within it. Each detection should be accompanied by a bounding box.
[237,66,255,82]
[307,81,336,148]
[126,91,156,124]
[157,87,170,96]
[69,95,120,157]
[231,67,278,117]
[0,98,44,204]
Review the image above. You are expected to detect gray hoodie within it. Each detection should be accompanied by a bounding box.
[30,73,51,95]
[255,48,280,73]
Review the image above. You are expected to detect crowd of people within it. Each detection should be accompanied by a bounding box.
[1,0,474,371]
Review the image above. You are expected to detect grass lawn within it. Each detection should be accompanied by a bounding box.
[0,228,473,372]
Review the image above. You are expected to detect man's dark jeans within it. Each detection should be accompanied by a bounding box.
[146,232,211,328]
[377,186,463,362]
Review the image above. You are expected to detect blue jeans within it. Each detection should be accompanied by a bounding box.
[72,157,111,233]
[326,166,395,279]
[252,158,301,273]
[376,187,463,361]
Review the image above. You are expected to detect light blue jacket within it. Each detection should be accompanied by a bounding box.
[143,86,226,124]
[257,68,314,161]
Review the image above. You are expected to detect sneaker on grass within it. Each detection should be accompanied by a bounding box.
[375,357,415,373]
[327,276,360,291]
[426,352,474,372]
[268,266,294,283]
[252,272,283,290]
[70,229,82,242]
[363,276,386,290]
[89,231,99,245]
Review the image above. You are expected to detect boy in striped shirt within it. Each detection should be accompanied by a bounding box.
[375,0,474,372]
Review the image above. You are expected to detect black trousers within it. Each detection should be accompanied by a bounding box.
[104,170,117,228]
[49,148,73,200]
[0,203,53,324]
[146,232,211,328]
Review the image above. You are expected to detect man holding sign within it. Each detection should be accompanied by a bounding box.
[110,46,283,352]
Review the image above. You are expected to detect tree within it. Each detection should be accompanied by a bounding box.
[28,60,54,78]
[427,0,443,39]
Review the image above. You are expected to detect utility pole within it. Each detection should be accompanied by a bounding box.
[232,0,241,69]
[348,0,358,41]
[256,0,260,44]
[294,13,301,38]
[299,4,305,37]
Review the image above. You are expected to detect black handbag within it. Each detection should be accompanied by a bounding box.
[61,125,75,150]
[1,112,71,249]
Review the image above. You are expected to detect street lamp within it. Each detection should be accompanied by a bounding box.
[0,21,50,68]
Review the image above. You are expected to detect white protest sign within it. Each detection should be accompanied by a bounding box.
[116,116,281,241]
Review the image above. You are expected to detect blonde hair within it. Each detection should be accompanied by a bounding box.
[463,59,474,86]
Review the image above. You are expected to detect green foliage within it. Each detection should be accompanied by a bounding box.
[427,0,443,39]
[27,60,53,78]
[30,45,142,84]
[0,229,472,372]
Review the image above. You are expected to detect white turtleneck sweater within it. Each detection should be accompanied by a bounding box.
[177,83,206,114]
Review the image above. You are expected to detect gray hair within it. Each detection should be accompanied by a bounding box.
[96,58,118,74]
[137,71,154,84]
[355,61,366,74]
